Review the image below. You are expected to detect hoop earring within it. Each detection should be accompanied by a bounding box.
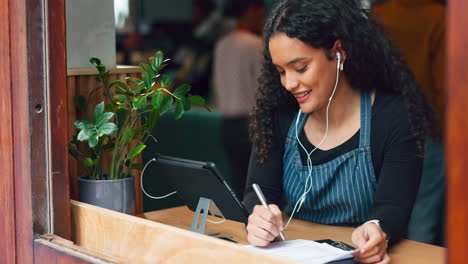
[340,62,344,71]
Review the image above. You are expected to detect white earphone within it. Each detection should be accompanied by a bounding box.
[283,51,342,229]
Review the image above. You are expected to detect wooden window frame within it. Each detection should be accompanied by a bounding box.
[1,0,74,262]
[1,0,467,263]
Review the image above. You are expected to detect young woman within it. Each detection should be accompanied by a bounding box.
[242,0,437,263]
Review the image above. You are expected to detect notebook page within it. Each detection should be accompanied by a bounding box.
[243,239,356,264]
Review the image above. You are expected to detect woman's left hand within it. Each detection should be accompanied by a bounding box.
[351,222,389,263]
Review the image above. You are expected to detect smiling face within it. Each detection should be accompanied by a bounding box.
[269,33,339,114]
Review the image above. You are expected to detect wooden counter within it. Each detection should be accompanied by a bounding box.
[71,200,297,264]
[140,206,447,264]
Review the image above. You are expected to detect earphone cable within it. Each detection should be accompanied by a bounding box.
[141,158,226,224]
[141,158,178,199]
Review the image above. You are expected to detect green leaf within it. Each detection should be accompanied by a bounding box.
[151,90,164,109]
[146,110,160,131]
[140,63,155,78]
[88,85,104,98]
[96,112,114,128]
[142,74,152,90]
[132,95,147,109]
[89,57,101,66]
[133,125,145,137]
[118,105,130,110]
[115,87,133,97]
[98,122,117,136]
[188,95,206,106]
[68,144,80,159]
[161,74,172,88]
[155,51,163,68]
[84,157,95,167]
[114,94,131,106]
[157,63,168,72]
[136,81,146,93]
[149,56,157,71]
[173,84,191,98]
[122,127,135,144]
[125,76,142,85]
[88,133,99,148]
[159,95,173,115]
[182,97,191,111]
[77,129,91,141]
[74,120,93,131]
[111,80,131,92]
[174,100,184,120]
[93,102,105,124]
[116,108,129,130]
[70,134,80,146]
[74,95,87,111]
[126,144,146,159]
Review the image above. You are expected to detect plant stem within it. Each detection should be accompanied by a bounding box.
[92,147,100,180]
[109,108,136,179]
[114,112,139,179]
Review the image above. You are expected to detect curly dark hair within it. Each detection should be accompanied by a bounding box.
[250,0,438,164]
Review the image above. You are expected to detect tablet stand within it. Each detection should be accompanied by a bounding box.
[190,197,225,234]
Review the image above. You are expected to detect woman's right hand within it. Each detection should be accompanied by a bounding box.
[246,204,284,246]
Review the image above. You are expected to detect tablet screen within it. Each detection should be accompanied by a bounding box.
[153,154,249,224]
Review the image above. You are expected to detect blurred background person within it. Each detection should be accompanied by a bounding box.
[213,0,266,198]
[372,0,446,246]
[173,0,236,100]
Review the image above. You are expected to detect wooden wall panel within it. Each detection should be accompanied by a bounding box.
[446,0,468,263]
[67,69,143,214]
[0,0,17,262]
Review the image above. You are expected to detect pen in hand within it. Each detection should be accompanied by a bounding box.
[252,183,286,241]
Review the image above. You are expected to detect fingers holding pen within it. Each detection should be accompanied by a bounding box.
[246,205,283,246]
[268,204,284,231]
[252,205,282,235]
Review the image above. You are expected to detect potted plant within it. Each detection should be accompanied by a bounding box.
[68,50,207,214]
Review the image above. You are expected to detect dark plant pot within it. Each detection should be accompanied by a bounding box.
[78,175,135,214]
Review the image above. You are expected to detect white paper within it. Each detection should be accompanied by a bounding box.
[243,239,357,264]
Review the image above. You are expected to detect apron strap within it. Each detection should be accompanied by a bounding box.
[359,90,372,148]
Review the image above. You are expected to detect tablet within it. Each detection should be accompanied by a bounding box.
[153,154,249,224]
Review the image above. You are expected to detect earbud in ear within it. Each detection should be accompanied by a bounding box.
[336,52,344,71]
[336,52,341,70]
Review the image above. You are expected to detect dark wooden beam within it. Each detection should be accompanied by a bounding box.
[47,0,71,240]
[28,0,49,235]
[446,0,468,263]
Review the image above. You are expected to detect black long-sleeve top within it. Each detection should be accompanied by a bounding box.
[243,90,422,245]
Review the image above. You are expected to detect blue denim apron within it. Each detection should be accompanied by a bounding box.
[282,90,377,226]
